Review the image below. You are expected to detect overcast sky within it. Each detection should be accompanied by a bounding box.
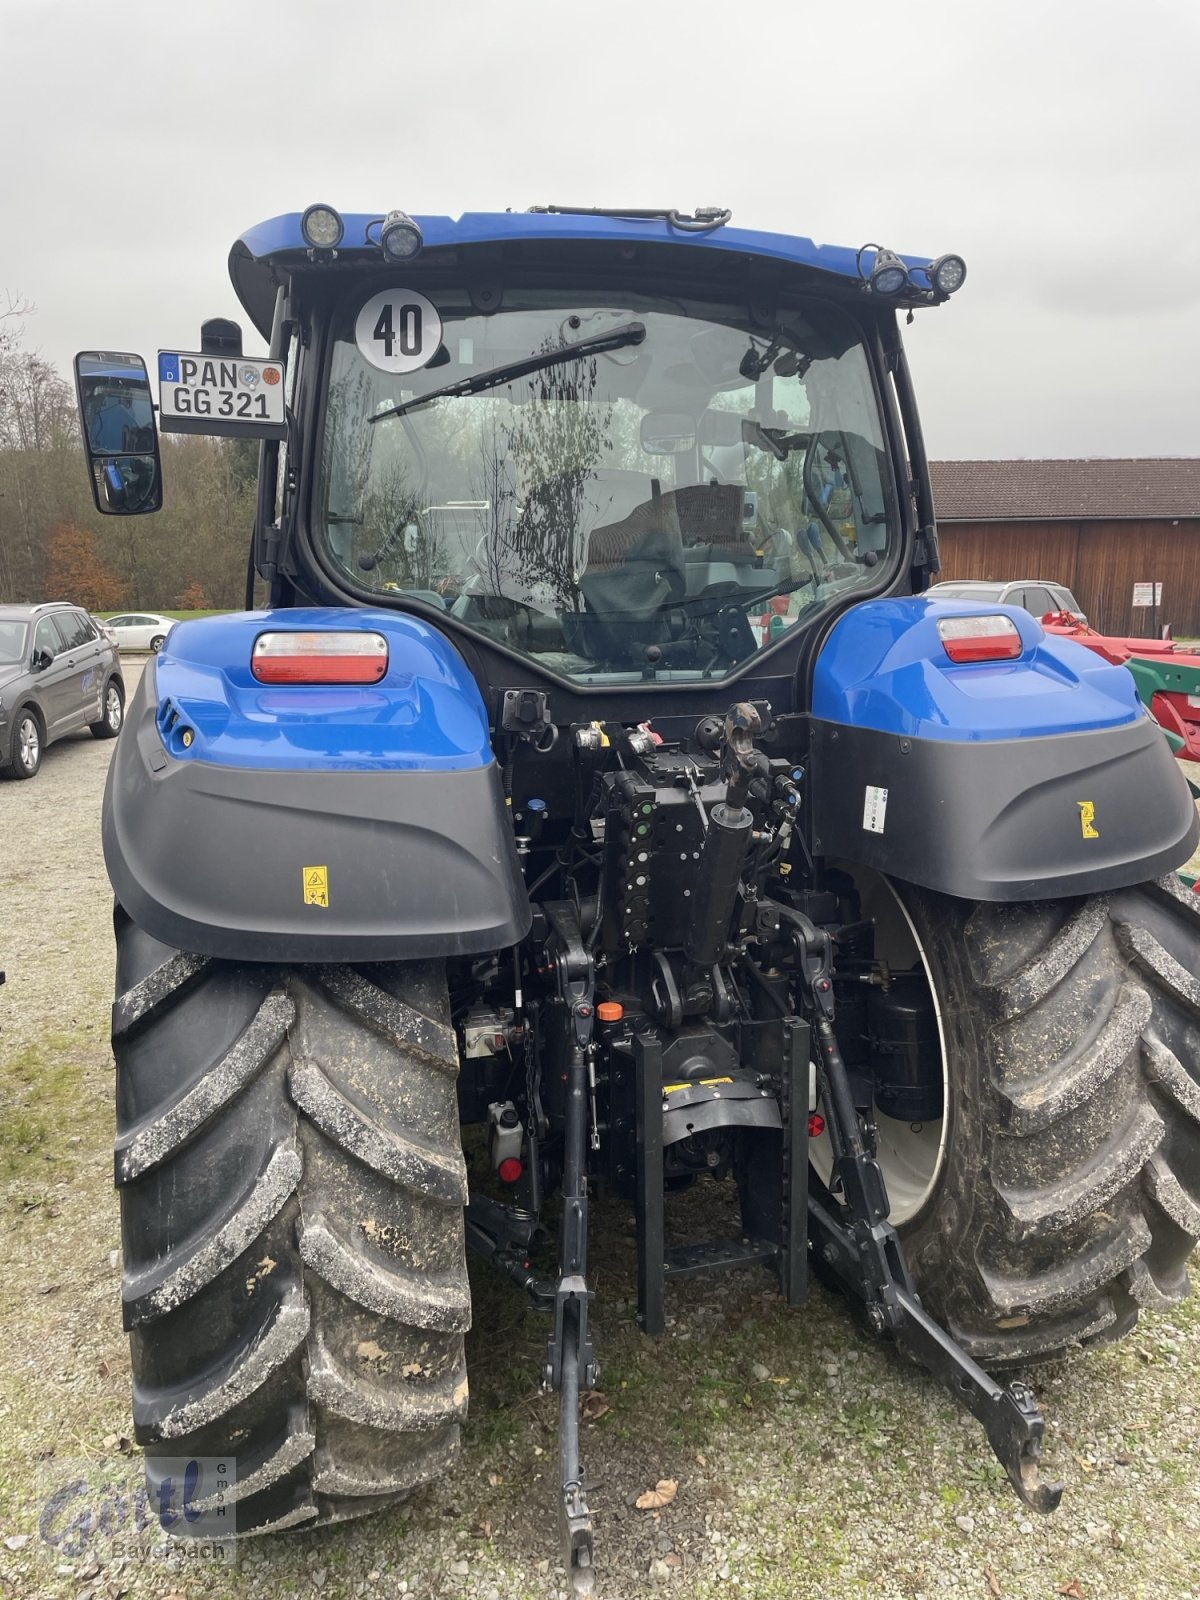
[3,0,1197,460]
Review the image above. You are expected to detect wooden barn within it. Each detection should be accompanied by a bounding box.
[929,459,1200,636]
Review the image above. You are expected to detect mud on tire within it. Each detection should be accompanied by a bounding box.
[112,908,470,1533]
[897,874,1200,1367]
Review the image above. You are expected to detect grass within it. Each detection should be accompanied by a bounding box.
[96,608,231,621]
[0,1032,103,1180]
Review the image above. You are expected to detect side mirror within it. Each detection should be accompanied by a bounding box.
[31,649,52,672]
[74,352,163,515]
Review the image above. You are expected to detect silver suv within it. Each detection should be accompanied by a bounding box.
[926,578,1087,626]
[0,601,125,779]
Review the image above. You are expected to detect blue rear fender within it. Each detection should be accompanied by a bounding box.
[813,597,1143,741]
[809,598,1197,902]
[151,607,494,771]
[102,609,530,962]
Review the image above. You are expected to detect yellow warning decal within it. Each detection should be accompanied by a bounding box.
[1077,801,1099,840]
[303,865,330,907]
[662,1076,734,1095]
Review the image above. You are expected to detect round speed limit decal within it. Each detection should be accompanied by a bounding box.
[354,289,443,374]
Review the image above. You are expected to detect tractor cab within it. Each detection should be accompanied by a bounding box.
[226,207,959,700]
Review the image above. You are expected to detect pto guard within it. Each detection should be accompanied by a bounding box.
[810,598,1199,901]
[103,609,530,961]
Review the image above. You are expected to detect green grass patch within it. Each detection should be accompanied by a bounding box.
[0,1030,108,1180]
[96,608,232,621]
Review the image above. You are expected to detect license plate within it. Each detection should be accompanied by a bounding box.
[158,351,286,440]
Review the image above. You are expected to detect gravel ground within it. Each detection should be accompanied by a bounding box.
[2,677,1200,1599]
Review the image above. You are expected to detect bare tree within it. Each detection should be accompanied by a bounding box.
[0,352,73,450]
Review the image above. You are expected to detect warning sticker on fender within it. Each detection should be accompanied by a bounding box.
[862,785,888,834]
[303,866,329,908]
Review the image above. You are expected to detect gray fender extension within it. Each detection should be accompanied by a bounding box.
[103,662,530,962]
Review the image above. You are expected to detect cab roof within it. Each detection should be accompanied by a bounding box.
[229,209,940,339]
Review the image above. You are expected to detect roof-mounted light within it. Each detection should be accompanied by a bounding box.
[936,614,1022,663]
[300,203,344,251]
[381,209,423,262]
[869,246,910,297]
[252,630,388,684]
[929,253,967,296]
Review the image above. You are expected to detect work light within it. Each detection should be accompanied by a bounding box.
[301,203,344,250]
[870,247,910,297]
[930,254,967,296]
[381,210,423,262]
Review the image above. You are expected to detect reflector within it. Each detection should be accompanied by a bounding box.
[251,630,388,684]
[936,614,1022,663]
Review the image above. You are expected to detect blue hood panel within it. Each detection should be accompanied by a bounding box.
[153,608,492,771]
[813,597,1144,742]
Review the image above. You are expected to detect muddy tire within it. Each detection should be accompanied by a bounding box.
[893,875,1200,1367]
[112,907,470,1533]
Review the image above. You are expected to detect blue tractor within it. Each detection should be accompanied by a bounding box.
[76,205,1200,1588]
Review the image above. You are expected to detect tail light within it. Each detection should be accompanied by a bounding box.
[936,614,1022,664]
[251,630,388,684]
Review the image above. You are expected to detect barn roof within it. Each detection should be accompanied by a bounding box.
[930,459,1200,522]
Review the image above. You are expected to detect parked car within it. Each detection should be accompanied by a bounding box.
[0,601,125,779]
[926,577,1087,625]
[102,612,178,652]
[91,615,120,648]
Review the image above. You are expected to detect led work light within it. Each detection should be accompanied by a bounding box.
[381,210,424,262]
[301,204,344,251]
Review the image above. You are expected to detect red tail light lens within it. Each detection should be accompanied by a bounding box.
[936,614,1022,663]
[252,630,388,684]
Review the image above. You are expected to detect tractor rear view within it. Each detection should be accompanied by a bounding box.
[75,204,1200,1590]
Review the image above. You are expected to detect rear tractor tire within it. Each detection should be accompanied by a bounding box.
[859,875,1200,1366]
[112,908,471,1533]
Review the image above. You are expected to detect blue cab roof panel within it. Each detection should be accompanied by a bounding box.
[230,210,941,336]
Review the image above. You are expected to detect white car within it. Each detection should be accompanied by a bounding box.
[103,612,178,652]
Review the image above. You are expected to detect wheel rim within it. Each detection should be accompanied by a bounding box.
[810,871,950,1227]
[150,636,165,653]
[17,716,39,771]
[106,685,123,731]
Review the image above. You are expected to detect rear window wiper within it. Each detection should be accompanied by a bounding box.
[368,321,647,426]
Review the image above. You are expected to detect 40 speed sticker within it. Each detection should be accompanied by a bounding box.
[354,288,443,374]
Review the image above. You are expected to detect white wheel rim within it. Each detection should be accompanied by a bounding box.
[810,872,950,1226]
[106,686,122,730]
